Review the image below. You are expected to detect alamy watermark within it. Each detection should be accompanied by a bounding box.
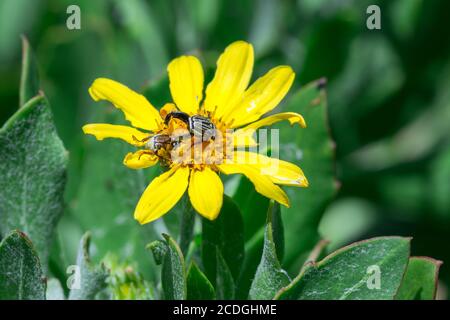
[66,5,81,30]
[66,265,81,290]
[366,265,381,290]
[366,5,381,30]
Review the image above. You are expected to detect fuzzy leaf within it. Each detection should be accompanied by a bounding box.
[161,234,186,300]
[231,176,270,298]
[216,250,235,300]
[0,230,46,299]
[147,240,167,265]
[0,94,67,269]
[249,202,290,299]
[202,195,244,284]
[270,202,284,262]
[275,237,410,300]
[178,198,196,256]
[187,262,215,300]
[233,176,269,242]
[236,229,264,299]
[46,278,64,300]
[396,257,442,300]
[237,201,284,299]
[68,233,108,300]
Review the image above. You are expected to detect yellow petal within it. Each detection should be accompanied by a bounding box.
[168,56,204,115]
[89,78,162,131]
[188,168,224,220]
[233,112,306,147]
[134,166,189,224]
[82,123,150,147]
[232,133,258,148]
[231,151,308,187]
[204,41,254,118]
[223,66,295,128]
[218,163,290,207]
[123,150,159,169]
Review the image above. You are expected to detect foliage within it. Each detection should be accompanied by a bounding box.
[0,231,46,299]
[0,0,448,300]
[0,93,67,270]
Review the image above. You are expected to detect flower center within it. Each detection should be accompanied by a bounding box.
[145,113,232,169]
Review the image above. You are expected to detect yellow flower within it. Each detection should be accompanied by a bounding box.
[82,41,308,224]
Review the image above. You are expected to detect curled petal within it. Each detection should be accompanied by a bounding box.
[188,168,224,220]
[123,150,159,169]
[232,133,258,148]
[134,166,190,224]
[89,78,162,131]
[233,112,306,147]
[82,123,150,147]
[168,56,204,115]
[230,151,308,187]
[218,163,290,207]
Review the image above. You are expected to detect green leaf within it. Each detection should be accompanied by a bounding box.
[202,195,245,283]
[19,36,40,107]
[46,278,64,300]
[270,202,285,262]
[147,240,167,265]
[215,250,235,300]
[249,202,290,300]
[0,230,46,300]
[277,79,337,269]
[232,176,269,242]
[236,203,285,299]
[236,229,263,298]
[161,234,187,300]
[275,237,411,300]
[0,94,67,269]
[396,257,442,300]
[186,262,215,300]
[68,232,108,300]
[178,198,196,256]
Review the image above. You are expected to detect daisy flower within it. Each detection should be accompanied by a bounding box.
[83,41,308,224]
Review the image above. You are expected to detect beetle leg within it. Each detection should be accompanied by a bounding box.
[132,135,151,144]
[137,150,155,160]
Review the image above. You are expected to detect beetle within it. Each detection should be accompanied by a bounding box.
[164,111,216,141]
[144,134,173,152]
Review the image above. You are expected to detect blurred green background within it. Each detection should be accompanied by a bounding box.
[1,0,449,296]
